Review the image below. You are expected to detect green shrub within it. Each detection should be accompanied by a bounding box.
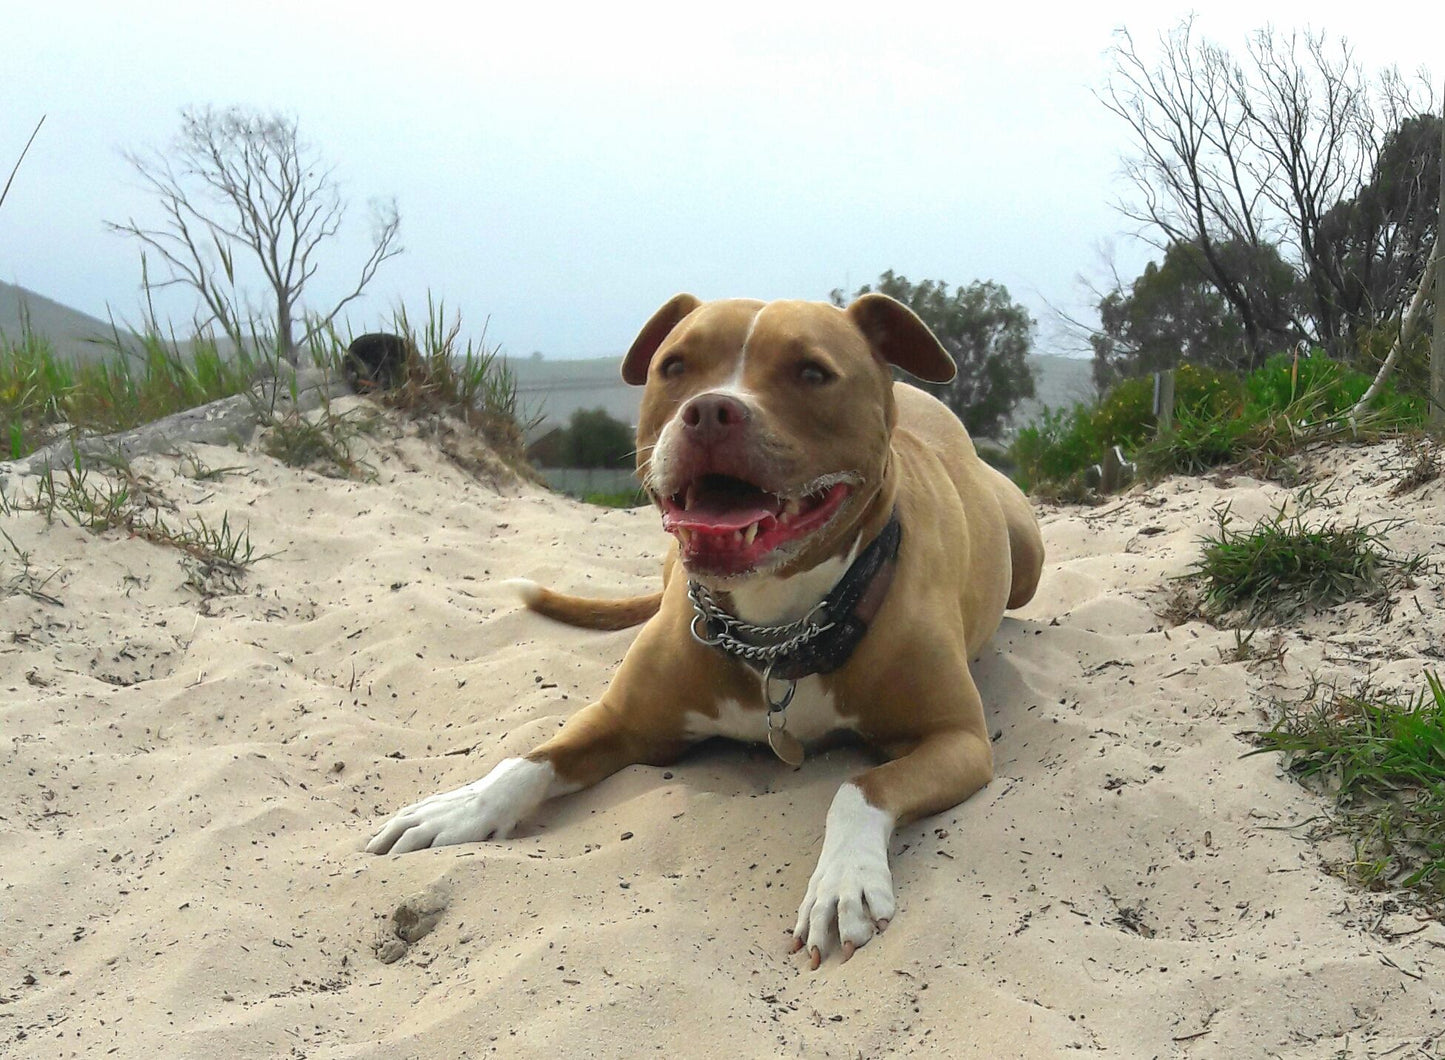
[1011,363,1245,491]
[1010,406,1095,491]
[1013,352,1424,497]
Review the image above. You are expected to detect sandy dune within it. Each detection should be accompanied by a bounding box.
[3,406,1443,1058]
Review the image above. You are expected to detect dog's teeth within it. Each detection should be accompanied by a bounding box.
[782,499,801,521]
[676,528,691,548]
[743,523,758,547]
[684,485,696,511]
[732,530,743,546]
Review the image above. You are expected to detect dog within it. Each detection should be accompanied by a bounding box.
[367,293,1045,968]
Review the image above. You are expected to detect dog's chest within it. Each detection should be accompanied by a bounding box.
[685,678,850,745]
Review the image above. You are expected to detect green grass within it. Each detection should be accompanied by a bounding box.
[581,488,649,508]
[1189,493,1430,624]
[13,457,260,581]
[1,316,260,460]
[1012,351,1425,497]
[1251,674,1445,898]
[372,296,532,470]
[259,396,377,480]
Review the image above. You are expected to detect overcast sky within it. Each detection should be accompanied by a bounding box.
[3,1,1440,361]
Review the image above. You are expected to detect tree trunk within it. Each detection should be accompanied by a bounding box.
[1350,247,1437,422]
[276,299,297,366]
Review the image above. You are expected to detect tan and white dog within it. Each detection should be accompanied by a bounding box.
[367,293,1044,968]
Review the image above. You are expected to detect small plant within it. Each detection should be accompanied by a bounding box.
[174,449,251,482]
[1190,494,1430,624]
[373,297,532,469]
[1216,627,1288,668]
[259,389,377,480]
[1251,674,1445,898]
[0,525,62,606]
[1390,439,1440,496]
[29,460,134,531]
[10,455,262,588]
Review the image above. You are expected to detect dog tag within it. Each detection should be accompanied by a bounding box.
[768,726,805,768]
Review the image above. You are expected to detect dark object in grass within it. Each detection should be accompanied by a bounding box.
[345,332,411,393]
[1190,495,1431,624]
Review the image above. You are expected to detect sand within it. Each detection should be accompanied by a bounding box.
[2,404,1443,1058]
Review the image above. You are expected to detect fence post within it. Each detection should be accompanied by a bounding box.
[1153,369,1176,433]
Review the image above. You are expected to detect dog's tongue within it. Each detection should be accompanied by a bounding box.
[665,478,781,532]
[672,498,776,531]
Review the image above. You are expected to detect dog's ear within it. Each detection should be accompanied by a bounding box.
[846,293,956,384]
[621,293,702,385]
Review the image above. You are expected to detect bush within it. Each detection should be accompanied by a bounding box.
[1011,363,1243,491]
[1012,353,1424,497]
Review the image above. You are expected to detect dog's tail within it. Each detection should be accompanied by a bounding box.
[502,579,662,631]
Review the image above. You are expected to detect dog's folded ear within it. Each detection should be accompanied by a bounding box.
[621,293,702,385]
[846,294,957,384]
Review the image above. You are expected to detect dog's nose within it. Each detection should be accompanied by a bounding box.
[680,393,750,445]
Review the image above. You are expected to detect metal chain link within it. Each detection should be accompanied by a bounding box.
[687,581,835,668]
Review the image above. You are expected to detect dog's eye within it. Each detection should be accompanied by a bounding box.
[798,361,833,385]
[660,356,686,379]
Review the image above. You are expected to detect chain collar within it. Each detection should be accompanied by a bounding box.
[687,510,902,715]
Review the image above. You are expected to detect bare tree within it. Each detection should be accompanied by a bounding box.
[109,106,401,364]
[1102,20,1436,365]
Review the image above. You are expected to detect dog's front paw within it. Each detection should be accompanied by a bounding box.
[792,782,897,968]
[366,757,554,855]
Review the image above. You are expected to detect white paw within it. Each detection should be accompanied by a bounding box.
[366,757,555,855]
[793,782,896,966]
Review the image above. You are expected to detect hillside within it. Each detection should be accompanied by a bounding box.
[0,280,128,364]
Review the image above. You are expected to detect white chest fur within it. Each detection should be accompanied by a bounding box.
[684,535,863,747]
[684,678,850,745]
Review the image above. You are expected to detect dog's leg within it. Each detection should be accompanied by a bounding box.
[366,699,684,855]
[792,722,993,968]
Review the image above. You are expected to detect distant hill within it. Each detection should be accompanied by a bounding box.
[505,350,1098,443]
[0,281,132,364]
[1010,353,1097,429]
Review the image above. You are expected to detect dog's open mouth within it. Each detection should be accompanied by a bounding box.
[657,474,852,575]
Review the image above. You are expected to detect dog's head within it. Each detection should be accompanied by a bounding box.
[623,294,954,584]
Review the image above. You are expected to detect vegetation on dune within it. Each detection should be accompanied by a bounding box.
[0,320,258,459]
[1010,351,1426,498]
[1251,674,1445,900]
[1187,490,1431,624]
[1,296,527,479]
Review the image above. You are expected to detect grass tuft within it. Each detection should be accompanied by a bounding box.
[373,297,532,470]
[1189,492,1430,624]
[12,455,262,584]
[1251,674,1445,898]
[259,398,377,480]
[2,316,261,460]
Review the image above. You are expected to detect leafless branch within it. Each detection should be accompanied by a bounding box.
[107,106,402,364]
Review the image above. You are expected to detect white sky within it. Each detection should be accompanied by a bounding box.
[3,1,1440,360]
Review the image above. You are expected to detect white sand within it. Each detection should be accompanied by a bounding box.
[3,408,1443,1058]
